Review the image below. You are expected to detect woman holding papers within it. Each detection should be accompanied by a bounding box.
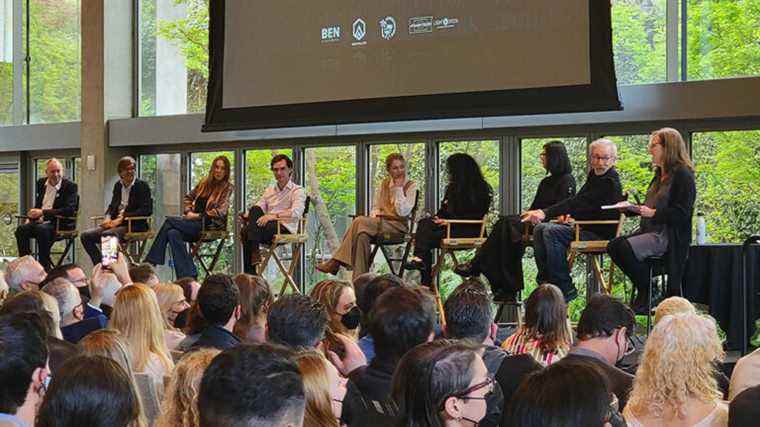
[607,128,696,313]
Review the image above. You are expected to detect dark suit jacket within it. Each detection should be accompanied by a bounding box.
[559,352,635,410]
[190,325,241,351]
[34,178,78,229]
[104,179,153,231]
[61,315,108,344]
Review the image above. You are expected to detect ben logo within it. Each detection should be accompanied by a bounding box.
[352,18,366,41]
[321,26,341,42]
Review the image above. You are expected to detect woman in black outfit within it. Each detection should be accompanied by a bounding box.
[455,141,576,301]
[405,153,493,286]
[607,127,696,313]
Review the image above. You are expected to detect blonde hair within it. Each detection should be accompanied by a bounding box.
[628,313,724,418]
[154,283,185,331]
[156,348,220,427]
[293,350,340,427]
[654,296,696,325]
[310,279,353,336]
[109,284,174,374]
[651,127,694,175]
[38,291,63,339]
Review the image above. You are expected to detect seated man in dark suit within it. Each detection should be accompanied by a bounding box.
[15,158,79,272]
[191,274,241,351]
[42,278,107,343]
[81,156,153,265]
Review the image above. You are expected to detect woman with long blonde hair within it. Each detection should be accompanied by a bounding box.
[317,152,418,280]
[157,348,220,427]
[145,155,233,279]
[624,313,727,426]
[608,127,697,313]
[293,350,347,427]
[310,279,359,339]
[110,283,175,388]
[154,282,190,350]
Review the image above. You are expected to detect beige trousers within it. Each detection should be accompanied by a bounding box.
[332,216,407,279]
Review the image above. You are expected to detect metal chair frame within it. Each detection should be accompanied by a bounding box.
[566,213,626,297]
[190,216,229,276]
[16,214,79,268]
[90,215,156,265]
[366,191,420,278]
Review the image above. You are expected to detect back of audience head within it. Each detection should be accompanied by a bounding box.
[505,360,618,427]
[0,290,59,339]
[393,339,491,427]
[293,349,346,427]
[654,296,696,325]
[444,280,495,344]
[370,286,436,366]
[41,278,83,327]
[128,263,159,288]
[628,313,723,419]
[154,282,190,331]
[0,312,49,421]
[0,270,8,304]
[36,355,144,427]
[310,279,358,335]
[233,273,273,344]
[199,344,305,427]
[5,255,46,292]
[729,385,760,427]
[576,294,635,365]
[523,283,572,354]
[267,294,328,349]
[351,271,377,306]
[197,274,240,329]
[158,348,220,427]
[357,273,405,330]
[175,277,202,304]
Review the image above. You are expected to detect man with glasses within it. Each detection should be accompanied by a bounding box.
[558,294,636,409]
[522,138,624,301]
[42,277,107,343]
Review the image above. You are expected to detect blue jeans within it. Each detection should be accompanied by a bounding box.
[532,222,600,297]
[144,216,202,279]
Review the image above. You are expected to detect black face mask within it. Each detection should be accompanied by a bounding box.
[173,309,190,329]
[77,286,91,303]
[340,307,361,330]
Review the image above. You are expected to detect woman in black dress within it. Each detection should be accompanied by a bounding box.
[405,153,493,286]
[607,127,696,313]
[455,141,576,301]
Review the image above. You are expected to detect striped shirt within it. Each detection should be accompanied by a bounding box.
[501,328,569,366]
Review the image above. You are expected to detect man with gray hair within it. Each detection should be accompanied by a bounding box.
[522,138,624,301]
[15,158,79,271]
[4,255,47,293]
[81,156,153,265]
[42,278,107,343]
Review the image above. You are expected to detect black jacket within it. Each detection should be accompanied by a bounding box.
[529,173,577,211]
[436,184,492,237]
[558,353,634,410]
[543,167,624,239]
[190,325,241,351]
[104,179,153,231]
[342,358,399,427]
[34,178,78,229]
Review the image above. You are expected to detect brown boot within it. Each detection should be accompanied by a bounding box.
[315,258,341,275]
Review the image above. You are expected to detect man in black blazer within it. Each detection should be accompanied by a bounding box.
[16,158,79,272]
[80,156,153,265]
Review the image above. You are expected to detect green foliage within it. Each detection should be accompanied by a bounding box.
[612,0,668,85]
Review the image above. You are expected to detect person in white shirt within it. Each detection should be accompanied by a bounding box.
[317,153,418,280]
[240,154,306,274]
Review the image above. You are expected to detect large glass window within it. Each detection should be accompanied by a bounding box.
[611,0,668,85]
[0,159,19,260]
[304,146,356,290]
[604,134,656,234]
[1,0,19,126]
[692,130,760,243]
[687,0,760,81]
[139,0,208,116]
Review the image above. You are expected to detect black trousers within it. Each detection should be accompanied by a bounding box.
[607,236,651,300]
[472,215,526,296]
[16,221,56,271]
[241,206,289,275]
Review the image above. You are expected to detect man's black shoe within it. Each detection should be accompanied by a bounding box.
[453,261,480,277]
[403,257,425,271]
[563,288,579,303]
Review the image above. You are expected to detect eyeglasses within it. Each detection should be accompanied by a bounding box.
[591,155,614,162]
[624,336,637,357]
[452,376,495,401]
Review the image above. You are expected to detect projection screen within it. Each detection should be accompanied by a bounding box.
[204,0,621,132]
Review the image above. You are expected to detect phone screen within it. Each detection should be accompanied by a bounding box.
[101,235,119,266]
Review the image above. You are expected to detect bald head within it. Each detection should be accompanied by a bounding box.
[45,158,64,186]
[5,256,46,292]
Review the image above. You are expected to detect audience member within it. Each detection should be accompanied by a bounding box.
[654,295,696,325]
[267,294,329,349]
[198,344,305,427]
[558,294,635,409]
[191,274,241,351]
[729,342,760,399]
[154,283,190,350]
[356,273,405,362]
[4,256,46,293]
[729,385,760,427]
[310,279,359,341]
[157,348,220,427]
[501,283,572,365]
[176,302,207,352]
[504,359,624,427]
[129,263,159,288]
[87,265,125,318]
[232,273,273,344]
[341,286,436,426]
[39,263,88,296]
[175,277,202,304]
[293,350,348,427]
[624,313,727,426]
[109,283,174,389]
[0,313,49,427]
[351,271,377,313]
[393,340,493,427]
[0,270,8,305]
[42,277,107,343]
[36,355,144,427]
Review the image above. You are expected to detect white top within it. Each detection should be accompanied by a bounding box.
[164,329,186,351]
[729,347,760,399]
[141,352,171,394]
[41,179,62,210]
[623,401,728,427]
[256,180,306,233]
[371,179,417,218]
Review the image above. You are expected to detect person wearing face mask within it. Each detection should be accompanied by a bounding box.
[80,156,153,266]
[42,277,107,344]
[393,340,493,427]
[317,153,418,280]
[556,294,636,410]
[0,312,51,427]
[190,274,242,351]
[154,283,191,350]
[310,280,360,348]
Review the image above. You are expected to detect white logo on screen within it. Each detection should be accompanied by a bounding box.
[352,18,366,41]
[409,16,433,34]
[321,26,341,42]
[379,16,396,40]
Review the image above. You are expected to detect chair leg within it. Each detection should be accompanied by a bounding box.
[398,238,414,279]
[207,238,227,272]
[377,245,398,276]
[432,251,446,328]
[56,239,75,268]
[567,250,577,270]
[647,264,654,335]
